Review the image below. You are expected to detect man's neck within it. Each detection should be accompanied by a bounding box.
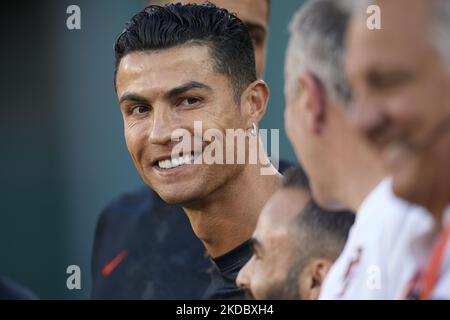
[183,163,282,258]
[420,138,450,227]
[330,109,385,212]
[426,188,450,228]
[341,143,384,212]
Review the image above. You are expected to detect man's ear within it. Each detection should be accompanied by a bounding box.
[240,80,270,129]
[298,72,327,134]
[300,258,332,300]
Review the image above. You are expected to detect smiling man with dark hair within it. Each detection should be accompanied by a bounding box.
[92,2,285,300]
[115,2,281,299]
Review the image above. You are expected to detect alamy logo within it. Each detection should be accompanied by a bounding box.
[66,5,81,30]
[367,5,381,30]
[167,121,279,175]
[366,265,382,290]
[66,265,81,290]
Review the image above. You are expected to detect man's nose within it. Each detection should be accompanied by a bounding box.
[349,94,383,137]
[148,108,175,145]
[236,259,253,290]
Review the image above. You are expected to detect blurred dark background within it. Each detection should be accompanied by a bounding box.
[0,0,301,299]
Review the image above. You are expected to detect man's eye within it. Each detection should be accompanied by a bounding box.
[131,105,150,115]
[369,72,411,89]
[179,97,201,107]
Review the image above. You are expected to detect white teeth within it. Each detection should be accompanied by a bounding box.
[164,159,171,168]
[157,154,194,169]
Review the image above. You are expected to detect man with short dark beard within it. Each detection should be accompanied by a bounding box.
[237,166,354,300]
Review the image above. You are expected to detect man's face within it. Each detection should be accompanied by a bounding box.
[347,0,450,209]
[236,188,310,299]
[116,45,248,205]
[154,0,269,78]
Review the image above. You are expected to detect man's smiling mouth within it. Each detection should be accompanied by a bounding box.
[383,139,416,170]
[156,152,202,170]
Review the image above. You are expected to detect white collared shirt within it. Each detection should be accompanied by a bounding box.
[319,178,432,299]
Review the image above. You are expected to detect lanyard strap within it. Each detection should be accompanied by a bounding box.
[420,222,450,299]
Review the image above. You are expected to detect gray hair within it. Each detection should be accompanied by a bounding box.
[286,0,351,106]
[431,0,450,71]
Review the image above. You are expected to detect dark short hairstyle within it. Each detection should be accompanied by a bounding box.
[114,3,257,102]
[146,0,271,19]
[291,200,354,263]
[281,164,310,190]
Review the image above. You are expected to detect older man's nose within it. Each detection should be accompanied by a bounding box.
[349,95,383,137]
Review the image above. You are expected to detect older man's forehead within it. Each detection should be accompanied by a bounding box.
[346,1,433,76]
[352,0,432,44]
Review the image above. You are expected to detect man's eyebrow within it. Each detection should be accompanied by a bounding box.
[164,81,212,100]
[119,82,211,104]
[119,93,149,105]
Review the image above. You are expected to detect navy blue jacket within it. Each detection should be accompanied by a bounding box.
[0,276,36,300]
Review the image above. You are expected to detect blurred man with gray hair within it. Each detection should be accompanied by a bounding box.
[284,0,429,299]
[347,0,450,299]
[285,0,383,211]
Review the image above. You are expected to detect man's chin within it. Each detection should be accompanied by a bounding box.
[153,187,202,206]
[262,283,300,300]
[391,165,424,206]
[311,182,339,211]
[243,290,255,300]
[156,193,193,206]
